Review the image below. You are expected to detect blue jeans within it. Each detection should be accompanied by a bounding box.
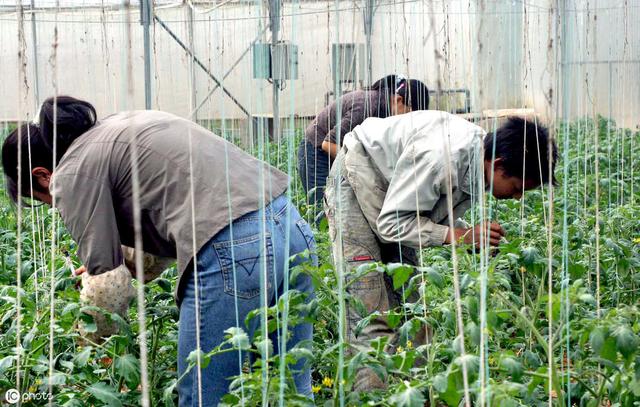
[297,139,331,206]
[177,194,316,406]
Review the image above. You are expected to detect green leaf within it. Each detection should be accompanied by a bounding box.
[115,354,140,388]
[454,354,479,373]
[187,349,211,370]
[589,327,606,354]
[500,356,523,380]
[527,366,547,394]
[523,350,542,369]
[350,295,368,319]
[521,247,540,265]
[387,312,403,329]
[354,312,379,337]
[578,293,596,305]
[48,372,67,385]
[466,321,480,346]
[424,267,444,288]
[600,337,618,362]
[388,382,425,407]
[156,278,172,293]
[388,264,414,290]
[398,319,420,343]
[466,296,479,323]
[255,338,273,359]
[0,355,14,374]
[78,312,97,333]
[224,327,250,350]
[438,368,463,406]
[162,379,178,407]
[62,302,80,315]
[433,374,448,393]
[612,325,639,358]
[347,351,367,380]
[73,346,93,368]
[86,383,123,407]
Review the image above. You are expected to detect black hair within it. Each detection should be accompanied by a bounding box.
[1,96,96,203]
[484,117,558,186]
[369,74,430,115]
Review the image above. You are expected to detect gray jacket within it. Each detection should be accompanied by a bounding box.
[50,110,289,300]
[339,110,485,248]
[305,89,389,148]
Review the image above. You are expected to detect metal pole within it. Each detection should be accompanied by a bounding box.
[140,0,152,109]
[187,2,196,120]
[155,15,252,118]
[363,0,375,86]
[30,0,40,110]
[269,0,281,142]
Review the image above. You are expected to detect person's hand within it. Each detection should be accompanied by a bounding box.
[321,140,339,159]
[73,265,86,290]
[73,265,87,276]
[447,221,506,247]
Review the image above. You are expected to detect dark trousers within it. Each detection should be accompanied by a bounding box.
[297,139,331,207]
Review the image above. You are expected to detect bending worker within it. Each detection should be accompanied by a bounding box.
[324,111,557,391]
[297,74,430,206]
[2,96,317,405]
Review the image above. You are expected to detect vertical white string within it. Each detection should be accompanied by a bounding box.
[47,2,60,402]
[26,126,41,316]
[425,1,471,406]
[185,2,204,405]
[15,2,26,397]
[547,1,561,404]
[123,3,150,406]
[331,2,346,406]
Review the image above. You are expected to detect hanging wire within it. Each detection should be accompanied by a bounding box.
[15,1,26,397]
[425,1,470,405]
[122,3,152,406]
[46,1,60,403]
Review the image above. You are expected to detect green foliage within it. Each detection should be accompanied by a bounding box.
[0,118,639,405]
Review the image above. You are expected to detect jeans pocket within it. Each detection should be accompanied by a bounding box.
[213,232,274,299]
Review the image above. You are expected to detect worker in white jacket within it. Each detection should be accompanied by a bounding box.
[324,110,557,391]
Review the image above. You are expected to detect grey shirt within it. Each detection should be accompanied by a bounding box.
[50,110,289,299]
[305,89,389,148]
[342,110,485,248]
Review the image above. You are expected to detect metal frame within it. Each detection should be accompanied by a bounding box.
[140,0,152,109]
[429,88,472,114]
[30,0,40,110]
[269,0,281,141]
[153,14,252,118]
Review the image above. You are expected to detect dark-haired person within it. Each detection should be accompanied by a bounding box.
[297,74,429,207]
[2,96,317,405]
[324,111,557,391]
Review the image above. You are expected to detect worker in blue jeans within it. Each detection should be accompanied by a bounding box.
[2,96,317,406]
[178,194,316,405]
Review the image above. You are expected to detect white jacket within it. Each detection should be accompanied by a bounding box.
[342,110,485,248]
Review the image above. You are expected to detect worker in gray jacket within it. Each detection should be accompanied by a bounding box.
[298,75,430,207]
[2,96,317,405]
[324,110,557,391]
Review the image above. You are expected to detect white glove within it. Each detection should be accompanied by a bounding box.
[78,264,136,343]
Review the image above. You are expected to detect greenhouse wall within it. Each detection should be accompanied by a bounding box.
[0,1,638,129]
